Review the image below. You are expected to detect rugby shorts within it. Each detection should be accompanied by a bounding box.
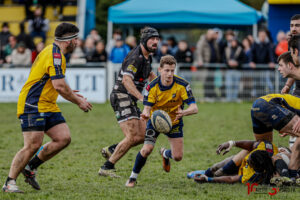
[251,98,295,134]
[110,92,141,123]
[19,112,66,132]
[144,120,183,146]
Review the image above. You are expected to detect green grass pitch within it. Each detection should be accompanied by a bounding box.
[0,102,299,200]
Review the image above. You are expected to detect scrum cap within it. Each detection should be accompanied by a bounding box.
[140,27,159,52]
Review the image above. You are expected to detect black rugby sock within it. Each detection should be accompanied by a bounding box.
[108,143,118,153]
[275,159,289,177]
[28,155,44,170]
[103,160,114,169]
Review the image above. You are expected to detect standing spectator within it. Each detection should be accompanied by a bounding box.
[275,31,288,57]
[28,6,50,43]
[11,42,32,66]
[240,37,253,99]
[3,35,17,63]
[17,22,35,51]
[24,1,47,20]
[223,38,244,102]
[219,30,235,60]
[0,22,11,50]
[88,40,107,62]
[84,37,96,62]
[155,42,171,62]
[166,36,178,56]
[109,39,130,63]
[106,29,122,56]
[195,29,220,99]
[125,36,137,50]
[249,29,276,97]
[86,28,102,43]
[175,40,193,63]
[31,41,45,63]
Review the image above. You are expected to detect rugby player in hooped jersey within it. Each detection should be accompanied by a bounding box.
[2,23,92,193]
[125,55,198,187]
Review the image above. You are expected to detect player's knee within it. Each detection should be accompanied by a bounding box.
[58,135,71,147]
[24,143,41,153]
[141,146,153,157]
[173,154,183,161]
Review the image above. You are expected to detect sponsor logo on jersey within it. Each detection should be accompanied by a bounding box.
[127,64,137,73]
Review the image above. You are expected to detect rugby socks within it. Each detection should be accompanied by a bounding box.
[103,160,114,169]
[204,168,214,177]
[163,149,173,159]
[132,152,147,174]
[275,159,289,177]
[108,143,118,153]
[221,160,239,175]
[28,155,44,170]
[289,169,298,178]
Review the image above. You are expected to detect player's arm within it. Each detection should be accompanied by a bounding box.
[216,140,257,155]
[281,78,294,94]
[175,103,198,121]
[52,78,92,112]
[148,71,157,82]
[194,174,240,184]
[141,105,151,120]
[122,75,143,101]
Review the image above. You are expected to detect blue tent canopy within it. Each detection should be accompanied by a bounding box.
[108,0,262,26]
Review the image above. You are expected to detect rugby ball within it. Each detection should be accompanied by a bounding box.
[151,110,172,133]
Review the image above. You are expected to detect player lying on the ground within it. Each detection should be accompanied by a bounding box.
[125,55,198,187]
[187,140,293,185]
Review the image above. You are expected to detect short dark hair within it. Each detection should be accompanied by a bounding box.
[2,22,9,28]
[160,55,177,68]
[55,22,79,38]
[288,34,300,51]
[277,51,296,66]
[291,14,300,21]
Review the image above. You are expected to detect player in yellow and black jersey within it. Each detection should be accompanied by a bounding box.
[125,55,198,187]
[3,23,92,193]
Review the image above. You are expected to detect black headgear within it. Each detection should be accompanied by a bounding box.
[141,27,159,52]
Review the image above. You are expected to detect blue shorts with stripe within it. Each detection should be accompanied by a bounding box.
[144,120,183,145]
[251,95,296,134]
[19,112,66,132]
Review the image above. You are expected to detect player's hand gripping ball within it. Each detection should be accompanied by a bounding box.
[151,110,172,133]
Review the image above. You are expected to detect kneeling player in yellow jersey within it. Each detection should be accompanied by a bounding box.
[2,23,92,193]
[125,55,198,187]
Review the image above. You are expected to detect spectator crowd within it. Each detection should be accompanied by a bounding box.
[0,7,289,101]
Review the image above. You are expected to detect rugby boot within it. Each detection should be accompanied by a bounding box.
[270,176,293,186]
[187,170,206,179]
[160,148,170,172]
[22,166,40,190]
[2,181,23,193]
[125,178,137,188]
[101,146,113,160]
[98,166,120,178]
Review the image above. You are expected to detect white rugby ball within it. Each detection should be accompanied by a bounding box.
[151,110,172,133]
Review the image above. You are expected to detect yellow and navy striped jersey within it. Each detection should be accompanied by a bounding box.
[238,141,278,183]
[260,94,300,115]
[17,43,66,116]
[143,75,195,125]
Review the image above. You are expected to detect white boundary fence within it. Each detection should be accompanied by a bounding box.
[0,62,283,103]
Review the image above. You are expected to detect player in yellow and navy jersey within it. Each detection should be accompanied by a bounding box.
[251,47,300,182]
[3,23,92,193]
[125,55,198,187]
[191,140,291,185]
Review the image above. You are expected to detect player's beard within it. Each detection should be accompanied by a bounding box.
[147,44,157,53]
[66,41,76,53]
